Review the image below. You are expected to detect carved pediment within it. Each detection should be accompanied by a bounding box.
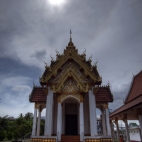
[40,45,102,84]
[62,79,79,93]
[51,62,90,93]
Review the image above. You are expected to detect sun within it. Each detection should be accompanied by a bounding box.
[48,0,65,6]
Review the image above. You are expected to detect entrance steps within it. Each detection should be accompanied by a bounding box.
[61,135,80,142]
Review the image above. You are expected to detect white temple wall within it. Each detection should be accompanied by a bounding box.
[53,94,58,135]
[62,103,65,134]
[83,93,90,135]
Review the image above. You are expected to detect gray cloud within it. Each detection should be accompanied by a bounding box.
[0,0,142,117]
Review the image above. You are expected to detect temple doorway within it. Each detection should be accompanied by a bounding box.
[64,99,79,135]
[66,115,78,135]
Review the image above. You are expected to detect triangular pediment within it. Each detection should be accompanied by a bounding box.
[62,78,79,93]
[50,62,90,93]
[40,38,102,86]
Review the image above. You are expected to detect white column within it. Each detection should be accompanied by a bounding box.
[89,87,98,136]
[124,119,130,142]
[57,103,62,141]
[115,120,120,141]
[83,94,90,135]
[102,107,107,136]
[138,115,142,141]
[80,102,84,141]
[110,121,114,137]
[105,108,111,136]
[44,87,53,136]
[32,108,37,136]
[36,108,41,136]
[62,103,65,134]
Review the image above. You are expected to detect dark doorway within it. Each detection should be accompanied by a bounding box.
[65,115,78,135]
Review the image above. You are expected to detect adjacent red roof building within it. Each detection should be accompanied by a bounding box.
[110,70,142,120]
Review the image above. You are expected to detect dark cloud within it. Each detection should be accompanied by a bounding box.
[0,0,142,117]
[30,50,47,61]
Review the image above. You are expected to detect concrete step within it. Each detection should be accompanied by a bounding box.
[61,135,80,142]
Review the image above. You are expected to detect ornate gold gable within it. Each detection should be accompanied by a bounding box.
[51,62,90,93]
[62,79,79,93]
[40,34,102,94]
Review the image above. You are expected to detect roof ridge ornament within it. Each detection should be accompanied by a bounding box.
[70,29,72,38]
[68,29,74,46]
[50,54,54,62]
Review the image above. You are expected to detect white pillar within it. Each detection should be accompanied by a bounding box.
[124,119,130,142]
[110,121,114,137]
[105,108,111,136]
[138,115,142,141]
[44,87,53,136]
[115,120,120,141]
[89,87,98,136]
[80,102,84,141]
[36,108,41,136]
[32,108,37,136]
[57,103,62,141]
[62,103,65,134]
[102,107,107,136]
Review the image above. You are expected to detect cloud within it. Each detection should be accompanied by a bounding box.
[0,75,33,117]
[0,0,142,117]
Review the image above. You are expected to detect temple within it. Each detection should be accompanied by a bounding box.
[29,33,113,142]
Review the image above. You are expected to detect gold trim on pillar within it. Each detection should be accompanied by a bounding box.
[42,85,48,95]
[35,102,46,111]
[102,103,108,109]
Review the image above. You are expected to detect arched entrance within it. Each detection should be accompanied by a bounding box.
[62,98,79,135]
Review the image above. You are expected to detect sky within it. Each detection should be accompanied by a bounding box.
[0,0,142,122]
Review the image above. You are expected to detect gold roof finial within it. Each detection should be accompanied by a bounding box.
[70,29,72,42]
[70,29,72,38]
[68,29,74,46]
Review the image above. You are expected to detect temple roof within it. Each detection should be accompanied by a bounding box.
[29,86,113,102]
[125,70,142,103]
[95,86,113,102]
[29,87,46,102]
[40,35,101,86]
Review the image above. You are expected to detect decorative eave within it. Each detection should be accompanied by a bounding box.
[40,42,102,85]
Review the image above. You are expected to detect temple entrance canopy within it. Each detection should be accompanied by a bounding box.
[29,32,113,142]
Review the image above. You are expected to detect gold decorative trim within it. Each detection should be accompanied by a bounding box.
[35,102,46,111]
[103,103,108,109]
[42,86,48,95]
[57,93,83,103]
[40,49,101,83]
[51,63,91,93]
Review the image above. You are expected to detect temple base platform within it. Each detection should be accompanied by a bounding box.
[31,136,112,142]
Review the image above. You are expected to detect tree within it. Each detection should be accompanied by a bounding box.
[7,131,14,140]
[0,130,6,141]
[24,112,33,121]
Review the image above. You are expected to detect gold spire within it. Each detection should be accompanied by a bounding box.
[68,29,74,46]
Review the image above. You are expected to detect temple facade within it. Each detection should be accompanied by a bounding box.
[29,34,113,142]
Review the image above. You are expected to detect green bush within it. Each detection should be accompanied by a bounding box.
[7,131,14,140]
[0,130,6,141]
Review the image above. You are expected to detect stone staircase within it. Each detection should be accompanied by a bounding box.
[61,135,80,142]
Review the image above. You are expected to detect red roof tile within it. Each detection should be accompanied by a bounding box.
[125,70,142,103]
[29,87,46,102]
[95,86,113,102]
[29,86,113,102]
